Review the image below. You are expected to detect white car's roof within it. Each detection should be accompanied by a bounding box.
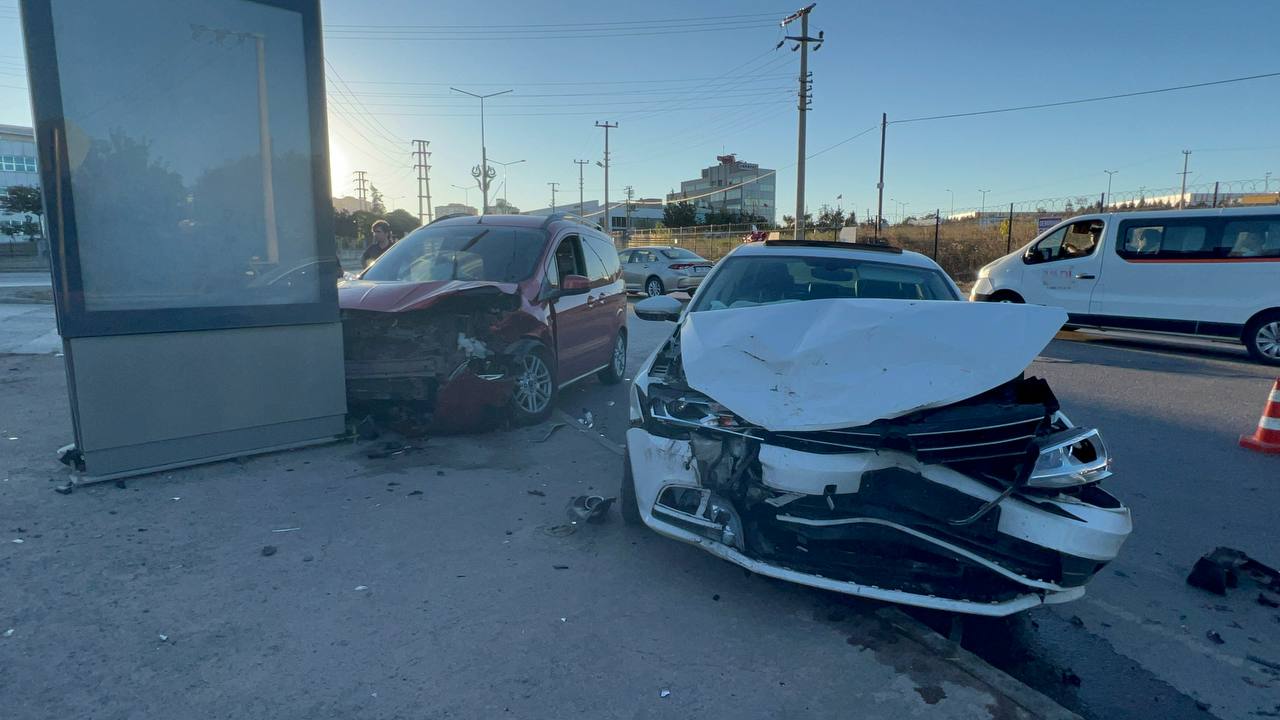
[728,241,945,272]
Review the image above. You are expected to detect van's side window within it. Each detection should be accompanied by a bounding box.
[1024,220,1103,264]
[1119,224,1209,259]
[1117,218,1279,260]
[1223,219,1280,258]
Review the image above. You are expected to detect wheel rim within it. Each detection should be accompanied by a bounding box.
[1257,321,1280,359]
[612,334,627,376]
[646,279,662,297]
[514,353,552,413]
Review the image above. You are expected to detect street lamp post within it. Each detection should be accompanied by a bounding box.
[450,183,472,209]
[978,189,990,221]
[490,158,525,208]
[945,189,954,219]
[450,87,512,214]
[1104,170,1118,210]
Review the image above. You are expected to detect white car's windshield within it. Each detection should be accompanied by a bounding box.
[689,254,958,312]
[362,225,546,283]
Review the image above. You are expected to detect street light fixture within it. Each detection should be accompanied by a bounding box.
[450,183,472,208]
[490,158,526,208]
[1104,170,1118,209]
[450,87,513,214]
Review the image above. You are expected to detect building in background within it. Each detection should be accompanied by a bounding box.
[521,199,664,235]
[434,202,478,217]
[666,154,775,223]
[0,124,42,244]
[332,195,365,213]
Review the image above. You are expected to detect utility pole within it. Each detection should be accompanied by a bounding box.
[1103,170,1118,211]
[548,182,559,213]
[978,188,990,221]
[595,121,617,233]
[1265,171,1272,192]
[876,113,887,240]
[624,185,635,235]
[933,209,940,259]
[451,87,512,215]
[574,159,589,216]
[412,140,433,223]
[779,3,822,241]
[1179,149,1192,209]
[353,170,368,212]
[945,188,954,220]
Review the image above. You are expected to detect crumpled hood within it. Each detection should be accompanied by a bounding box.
[678,299,1066,432]
[338,279,520,313]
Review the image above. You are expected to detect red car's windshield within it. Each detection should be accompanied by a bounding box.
[363,225,547,283]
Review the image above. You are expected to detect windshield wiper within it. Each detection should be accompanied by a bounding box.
[452,230,490,280]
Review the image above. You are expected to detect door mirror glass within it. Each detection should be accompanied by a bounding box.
[560,274,590,295]
[635,294,682,322]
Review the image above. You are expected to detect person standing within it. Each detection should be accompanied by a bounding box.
[361,220,393,268]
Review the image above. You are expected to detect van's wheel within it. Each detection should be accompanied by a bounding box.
[597,330,627,384]
[620,445,642,525]
[645,276,665,297]
[990,290,1024,304]
[1244,311,1280,366]
[511,343,556,425]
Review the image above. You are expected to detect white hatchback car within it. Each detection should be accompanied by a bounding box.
[621,240,1131,617]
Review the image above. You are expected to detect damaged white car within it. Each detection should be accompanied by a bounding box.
[621,240,1132,617]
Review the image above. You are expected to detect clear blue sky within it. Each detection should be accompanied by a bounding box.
[2,0,1278,219]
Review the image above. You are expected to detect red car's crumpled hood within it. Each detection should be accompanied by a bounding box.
[338,279,521,313]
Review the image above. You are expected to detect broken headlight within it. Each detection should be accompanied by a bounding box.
[649,391,752,433]
[1028,427,1112,489]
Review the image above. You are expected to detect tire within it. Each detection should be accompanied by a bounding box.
[990,290,1024,304]
[1244,311,1280,366]
[597,331,627,385]
[645,276,665,297]
[620,445,642,525]
[510,343,556,425]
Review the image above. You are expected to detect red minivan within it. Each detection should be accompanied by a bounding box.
[338,214,627,430]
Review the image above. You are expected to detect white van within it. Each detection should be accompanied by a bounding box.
[970,206,1280,364]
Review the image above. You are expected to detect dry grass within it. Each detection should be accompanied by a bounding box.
[628,218,1047,281]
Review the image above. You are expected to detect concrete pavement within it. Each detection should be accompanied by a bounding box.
[0,352,1074,720]
[0,304,59,354]
[567,307,1280,720]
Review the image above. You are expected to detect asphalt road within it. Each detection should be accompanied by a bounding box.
[0,272,51,288]
[558,300,1280,720]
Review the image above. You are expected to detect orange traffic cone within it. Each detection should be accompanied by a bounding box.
[1240,379,1280,454]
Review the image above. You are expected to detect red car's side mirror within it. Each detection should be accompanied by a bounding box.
[560,274,590,295]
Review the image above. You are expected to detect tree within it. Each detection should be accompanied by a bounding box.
[384,208,420,238]
[662,201,697,228]
[0,185,43,218]
[816,205,845,230]
[333,209,357,242]
[369,184,386,214]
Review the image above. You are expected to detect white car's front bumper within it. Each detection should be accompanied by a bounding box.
[625,427,1131,617]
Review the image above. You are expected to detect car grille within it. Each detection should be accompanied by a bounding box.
[766,403,1049,464]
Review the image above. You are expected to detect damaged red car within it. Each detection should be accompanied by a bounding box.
[338,214,627,430]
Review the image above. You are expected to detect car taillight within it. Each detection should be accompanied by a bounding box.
[669,263,694,270]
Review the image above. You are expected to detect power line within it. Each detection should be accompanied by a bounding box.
[891,70,1280,125]
[356,98,795,119]
[324,25,778,42]
[340,73,795,88]
[325,11,783,31]
[324,59,406,145]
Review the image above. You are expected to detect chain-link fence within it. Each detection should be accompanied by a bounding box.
[617,178,1278,281]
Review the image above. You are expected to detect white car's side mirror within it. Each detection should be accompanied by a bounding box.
[635,294,682,322]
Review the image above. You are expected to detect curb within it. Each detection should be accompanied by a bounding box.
[876,606,1081,720]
